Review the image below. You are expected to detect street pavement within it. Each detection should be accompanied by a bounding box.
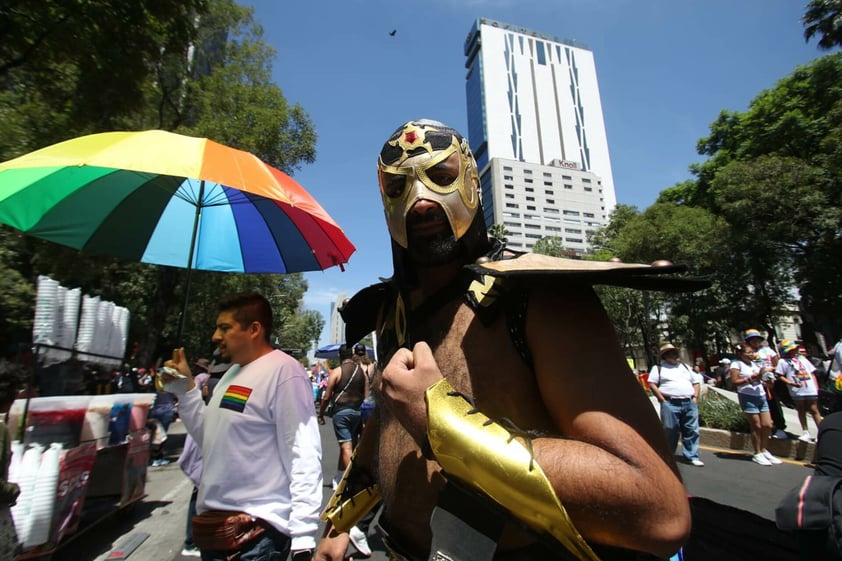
[49,401,814,561]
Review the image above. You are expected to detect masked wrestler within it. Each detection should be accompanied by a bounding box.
[315,120,693,561]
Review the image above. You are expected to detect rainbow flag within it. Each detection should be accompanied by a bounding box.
[220,384,253,413]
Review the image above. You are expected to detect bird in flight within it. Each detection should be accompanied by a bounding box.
[389,29,397,36]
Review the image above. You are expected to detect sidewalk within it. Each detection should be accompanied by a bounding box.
[649,386,818,461]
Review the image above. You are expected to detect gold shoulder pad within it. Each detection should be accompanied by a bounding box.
[425,378,601,561]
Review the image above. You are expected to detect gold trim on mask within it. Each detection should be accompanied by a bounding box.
[378,137,479,248]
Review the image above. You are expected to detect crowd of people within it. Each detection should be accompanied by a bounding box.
[7,118,842,561]
[649,328,836,470]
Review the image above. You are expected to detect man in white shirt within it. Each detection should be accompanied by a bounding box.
[164,292,322,561]
[648,343,703,467]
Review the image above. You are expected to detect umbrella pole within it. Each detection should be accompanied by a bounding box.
[177,180,205,345]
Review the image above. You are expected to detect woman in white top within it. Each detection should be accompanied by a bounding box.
[775,339,822,442]
[730,343,782,466]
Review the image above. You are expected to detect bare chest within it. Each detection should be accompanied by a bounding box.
[376,298,552,547]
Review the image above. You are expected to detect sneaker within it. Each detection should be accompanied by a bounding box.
[349,526,372,557]
[689,458,705,467]
[181,545,201,557]
[752,453,772,466]
[798,432,813,443]
[762,450,783,464]
[771,429,788,439]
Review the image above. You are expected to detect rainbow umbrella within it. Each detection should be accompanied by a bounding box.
[0,130,356,337]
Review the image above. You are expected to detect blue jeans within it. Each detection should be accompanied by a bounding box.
[200,524,290,561]
[184,487,198,547]
[660,399,700,461]
[332,407,362,444]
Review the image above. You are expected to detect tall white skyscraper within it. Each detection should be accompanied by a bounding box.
[464,18,617,253]
[328,291,347,344]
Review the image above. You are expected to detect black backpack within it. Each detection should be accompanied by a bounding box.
[776,474,842,560]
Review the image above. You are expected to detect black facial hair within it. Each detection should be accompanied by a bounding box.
[407,230,462,266]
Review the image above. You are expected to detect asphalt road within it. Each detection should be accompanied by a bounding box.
[44,416,813,561]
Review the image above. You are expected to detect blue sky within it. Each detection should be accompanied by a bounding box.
[242,0,831,349]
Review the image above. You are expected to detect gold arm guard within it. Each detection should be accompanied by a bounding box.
[320,448,381,533]
[425,379,601,561]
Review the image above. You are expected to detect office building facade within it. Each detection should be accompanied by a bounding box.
[464,18,617,253]
[328,291,347,344]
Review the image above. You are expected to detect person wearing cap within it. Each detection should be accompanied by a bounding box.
[730,342,783,466]
[713,358,731,389]
[743,328,787,439]
[775,340,822,442]
[648,344,704,467]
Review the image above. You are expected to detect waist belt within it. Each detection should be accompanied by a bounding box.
[667,397,693,403]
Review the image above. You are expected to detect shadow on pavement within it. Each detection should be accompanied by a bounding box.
[52,499,173,561]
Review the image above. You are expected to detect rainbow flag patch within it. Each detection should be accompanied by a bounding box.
[220,385,253,413]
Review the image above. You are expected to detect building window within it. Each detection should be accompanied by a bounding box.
[565,228,582,234]
[544,207,559,214]
[546,226,561,232]
[525,187,534,192]
[506,203,519,209]
[524,178,533,184]
[504,221,520,228]
[563,210,581,216]
[505,193,514,199]
[504,175,513,180]
[583,212,594,218]
[524,214,540,220]
[526,196,535,201]
[503,166,513,171]
[544,181,553,186]
[584,187,592,192]
[562,175,572,180]
[547,199,555,204]
[564,218,580,224]
[505,184,514,189]
[525,233,542,239]
[582,178,591,183]
[564,184,573,189]
[543,172,552,177]
[524,169,532,175]
[545,190,554,196]
[503,212,520,218]
[566,237,583,244]
[527,205,536,211]
[524,223,540,229]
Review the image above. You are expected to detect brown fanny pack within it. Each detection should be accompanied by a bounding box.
[191,510,266,552]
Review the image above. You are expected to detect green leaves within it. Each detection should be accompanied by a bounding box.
[0,0,322,368]
[803,0,842,50]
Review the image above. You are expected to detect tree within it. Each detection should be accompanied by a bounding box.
[0,0,207,155]
[488,223,509,245]
[595,203,728,361]
[0,0,322,368]
[692,54,842,339]
[531,236,569,257]
[587,203,639,254]
[803,0,842,50]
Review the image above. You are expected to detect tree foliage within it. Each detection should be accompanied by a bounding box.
[590,53,842,361]
[803,0,842,50]
[0,0,324,368]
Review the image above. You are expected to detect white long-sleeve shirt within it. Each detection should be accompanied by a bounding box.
[176,350,323,551]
